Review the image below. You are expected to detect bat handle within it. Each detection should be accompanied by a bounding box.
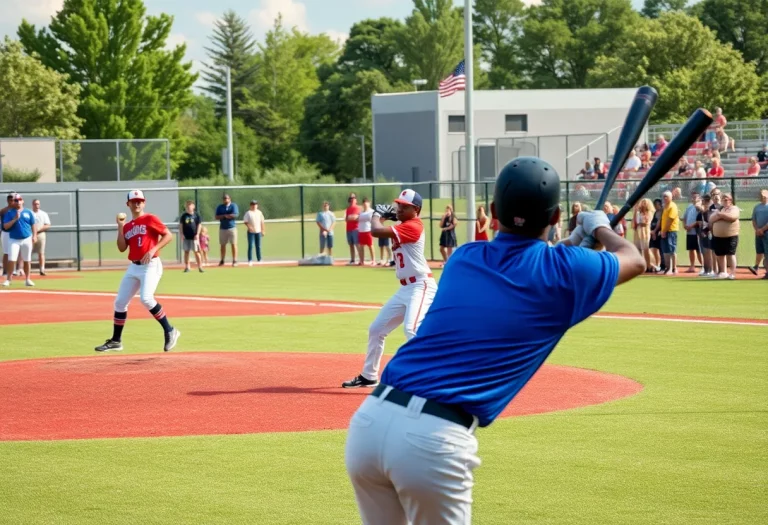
[580,234,598,249]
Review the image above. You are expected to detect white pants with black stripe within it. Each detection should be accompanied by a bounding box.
[362,277,437,381]
[345,387,481,524]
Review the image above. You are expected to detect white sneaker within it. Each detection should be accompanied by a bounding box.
[699,269,708,276]
[25,279,35,287]
[248,261,253,267]
[12,270,21,277]
[718,272,729,279]
[1,280,9,287]
[727,274,735,280]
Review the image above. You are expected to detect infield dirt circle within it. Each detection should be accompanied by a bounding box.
[0,352,643,441]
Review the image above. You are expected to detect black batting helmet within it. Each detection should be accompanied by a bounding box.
[493,157,560,230]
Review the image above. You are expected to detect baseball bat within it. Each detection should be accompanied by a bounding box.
[610,108,714,227]
[581,86,658,248]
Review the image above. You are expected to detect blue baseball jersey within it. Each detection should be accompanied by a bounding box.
[2,208,36,240]
[380,232,620,428]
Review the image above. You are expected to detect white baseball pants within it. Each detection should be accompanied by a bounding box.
[6,237,32,262]
[114,258,163,312]
[362,278,437,381]
[1,231,9,255]
[345,387,481,525]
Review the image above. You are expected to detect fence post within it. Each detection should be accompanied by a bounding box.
[75,190,82,271]
[59,140,64,182]
[565,181,571,228]
[730,177,736,204]
[484,182,489,209]
[371,183,376,207]
[299,185,305,260]
[166,140,171,180]
[194,188,199,213]
[429,183,434,262]
[116,141,121,182]
[98,230,102,267]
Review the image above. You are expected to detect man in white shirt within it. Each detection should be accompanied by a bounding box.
[357,198,375,265]
[624,149,642,174]
[243,200,265,265]
[31,199,51,275]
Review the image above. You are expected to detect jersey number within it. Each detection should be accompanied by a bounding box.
[137,237,143,247]
[396,253,404,268]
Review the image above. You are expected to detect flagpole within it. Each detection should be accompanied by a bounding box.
[464,0,475,242]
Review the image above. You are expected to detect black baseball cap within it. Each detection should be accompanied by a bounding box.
[250,200,258,205]
[493,157,560,230]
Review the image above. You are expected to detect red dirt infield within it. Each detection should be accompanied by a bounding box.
[0,290,373,325]
[0,352,643,441]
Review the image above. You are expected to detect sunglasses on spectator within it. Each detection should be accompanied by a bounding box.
[13,198,22,202]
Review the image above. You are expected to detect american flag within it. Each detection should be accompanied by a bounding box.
[439,60,466,98]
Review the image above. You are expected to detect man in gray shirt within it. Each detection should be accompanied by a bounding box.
[316,201,336,257]
[683,192,702,273]
[749,189,768,278]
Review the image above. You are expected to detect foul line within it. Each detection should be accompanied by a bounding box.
[2,290,766,326]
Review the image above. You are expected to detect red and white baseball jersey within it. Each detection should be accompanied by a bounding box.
[390,218,430,280]
[123,213,168,261]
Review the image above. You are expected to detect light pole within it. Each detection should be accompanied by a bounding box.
[355,134,366,182]
[412,79,427,91]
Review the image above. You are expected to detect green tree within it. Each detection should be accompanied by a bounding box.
[0,38,82,139]
[337,18,407,83]
[240,15,339,168]
[587,12,764,122]
[692,0,768,76]
[397,0,465,89]
[201,10,258,113]
[473,0,526,89]
[519,0,638,88]
[17,0,197,141]
[640,0,688,18]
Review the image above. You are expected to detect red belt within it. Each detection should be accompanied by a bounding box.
[400,273,432,286]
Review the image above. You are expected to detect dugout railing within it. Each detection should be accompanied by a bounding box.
[20,176,768,270]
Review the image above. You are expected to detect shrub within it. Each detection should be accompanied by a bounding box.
[1,166,42,183]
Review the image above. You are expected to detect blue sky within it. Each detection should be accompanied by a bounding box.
[3,0,646,88]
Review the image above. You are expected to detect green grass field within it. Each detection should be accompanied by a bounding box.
[1,267,766,524]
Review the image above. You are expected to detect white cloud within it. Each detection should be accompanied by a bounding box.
[6,0,63,23]
[249,0,308,33]
[323,30,349,45]
[165,33,189,50]
[195,11,219,28]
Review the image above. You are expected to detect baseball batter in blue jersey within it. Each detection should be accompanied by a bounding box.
[344,157,646,525]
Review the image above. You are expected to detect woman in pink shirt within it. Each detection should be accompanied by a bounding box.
[747,157,761,177]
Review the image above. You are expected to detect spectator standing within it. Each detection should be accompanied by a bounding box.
[649,198,666,273]
[31,199,51,276]
[243,200,265,266]
[708,189,724,275]
[199,226,210,266]
[179,201,203,273]
[475,205,490,241]
[660,191,680,275]
[757,144,768,170]
[747,157,761,177]
[345,193,361,265]
[215,193,239,266]
[357,198,375,265]
[749,189,768,278]
[438,205,457,265]
[708,158,724,178]
[697,194,715,276]
[2,193,37,287]
[633,198,653,272]
[568,202,582,234]
[594,158,606,180]
[710,193,740,279]
[683,192,703,272]
[316,201,336,257]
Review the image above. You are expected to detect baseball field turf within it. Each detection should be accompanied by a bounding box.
[0,265,765,524]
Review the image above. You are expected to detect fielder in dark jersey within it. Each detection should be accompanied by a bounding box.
[344,157,646,525]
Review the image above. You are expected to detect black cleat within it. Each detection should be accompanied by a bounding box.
[342,374,379,389]
[95,340,123,352]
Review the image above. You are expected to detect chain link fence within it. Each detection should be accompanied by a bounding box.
[57,139,170,182]
[21,177,768,270]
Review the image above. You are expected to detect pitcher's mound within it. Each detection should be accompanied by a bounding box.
[0,352,642,441]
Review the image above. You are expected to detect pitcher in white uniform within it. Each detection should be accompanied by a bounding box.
[342,189,437,388]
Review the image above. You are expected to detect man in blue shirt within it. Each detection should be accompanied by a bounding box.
[215,193,239,267]
[2,193,38,287]
[344,157,646,524]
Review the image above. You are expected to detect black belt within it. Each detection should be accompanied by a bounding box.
[131,257,157,265]
[371,384,474,429]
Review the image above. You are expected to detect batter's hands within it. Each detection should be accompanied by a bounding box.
[374,204,397,221]
[581,211,611,237]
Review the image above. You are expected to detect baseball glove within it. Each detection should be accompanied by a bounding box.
[374,204,397,221]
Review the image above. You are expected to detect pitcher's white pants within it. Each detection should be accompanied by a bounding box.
[114,258,163,312]
[362,278,437,381]
[345,387,481,525]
